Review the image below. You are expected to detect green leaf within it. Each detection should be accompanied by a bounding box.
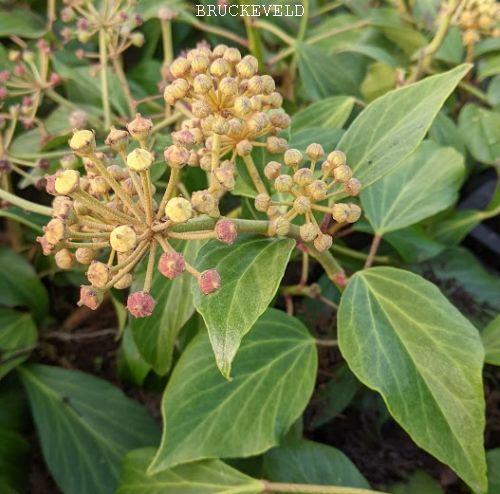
[338,267,487,494]
[482,316,500,366]
[0,247,49,321]
[0,310,37,380]
[192,236,295,377]
[264,438,369,489]
[458,104,500,165]
[361,62,397,102]
[18,364,159,494]
[148,309,317,473]
[117,326,151,386]
[0,7,45,38]
[389,470,444,494]
[431,209,483,245]
[130,240,203,375]
[0,426,29,493]
[487,449,500,493]
[297,43,366,99]
[336,64,470,189]
[291,96,355,132]
[429,111,466,155]
[361,142,465,234]
[118,448,263,494]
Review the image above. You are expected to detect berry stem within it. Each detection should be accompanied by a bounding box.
[364,233,382,269]
[99,28,112,129]
[143,239,157,293]
[242,154,267,195]
[0,188,53,216]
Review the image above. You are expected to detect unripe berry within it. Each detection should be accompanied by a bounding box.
[331,203,350,223]
[110,225,137,253]
[266,136,288,154]
[255,193,271,212]
[127,291,156,318]
[300,222,319,242]
[219,77,238,96]
[126,148,154,172]
[164,145,189,168]
[190,55,210,74]
[269,111,290,130]
[52,196,73,220]
[214,164,235,190]
[293,168,313,186]
[306,142,325,161]
[327,150,346,168]
[192,100,211,118]
[314,233,333,252]
[267,92,283,108]
[215,219,237,244]
[212,44,228,58]
[158,251,186,279]
[247,75,264,95]
[75,247,94,265]
[89,176,110,196]
[346,204,362,223]
[114,273,133,289]
[264,161,282,180]
[268,216,291,236]
[284,149,303,167]
[198,269,221,295]
[249,96,262,112]
[191,190,218,215]
[87,261,110,288]
[127,114,152,143]
[236,139,253,156]
[105,127,129,154]
[223,47,242,64]
[247,113,269,134]
[69,130,95,155]
[78,285,103,310]
[294,196,311,214]
[211,115,229,134]
[55,248,74,269]
[274,174,293,192]
[164,79,189,104]
[44,218,66,244]
[170,57,190,78]
[261,75,275,94]
[210,58,230,78]
[193,73,213,94]
[233,96,252,117]
[333,165,353,183]
[307,180,327,201]
[344,178,361,196]
[165,197,193,223]
[236,55,258,78]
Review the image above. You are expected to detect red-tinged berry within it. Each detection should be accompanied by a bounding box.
[198,269,221,295]
[215,219,237,244]
[127,291,156,318]
[158,252,186,279]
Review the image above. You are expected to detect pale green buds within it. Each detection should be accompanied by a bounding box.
[44,218,66,244]
[346,204,362,223]
[55,170,80,195]
[169,57,190,78]
[274,174,293,192]
[333,165,353,183]
[314,233,333,252]
[264,161,282,180]
[284,148,303,167]
[293,196,311,214]
[75,247,95,265]
[268,216,290,236]
[105,127,129,154]
[344,178,362,196]
[300,223,319,242]
[307,180,327,201]
[331,203,350,223]
[255,193,271,212]
[110,225,137,253]
[306,143,325,161]
[165,197,193,223]
[293,168,313,186]
[126,148,154,172]
[127,114,152,143]
[55,248,75,269]
[87,261,110,288]
[69,130,95,155]
[327,150,346,168]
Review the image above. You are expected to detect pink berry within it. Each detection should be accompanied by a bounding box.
[198,269,221,295]
[158,252,185,279]
[127,291,156,318]
[215,219,237,245]
[77,285,103,310]
[45,174,57,195]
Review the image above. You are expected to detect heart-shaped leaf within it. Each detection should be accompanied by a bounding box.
[338,267,487,494]
[148,309,317,473]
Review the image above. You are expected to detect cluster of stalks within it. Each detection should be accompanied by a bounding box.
[38,120,234,318]
[32,43,361,317]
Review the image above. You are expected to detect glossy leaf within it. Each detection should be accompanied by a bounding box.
[487,449,500,493]
[149,309,317,473]
[118,448,263,494]
[291,96,355,132]
[0,7,45,38]
[0,247,49,321]
[338,267,487,493]
[0,427,29,493]
[361,62,397,102]
[264,439,369,489]
[361,142,465,234]
[0,310,37,380]
[117,327,151,386]
[336,64,470,189]
[481,316,500,366]
[458,104,500,165]
[389,471,443,494]
[131,241,202,375]
[192,236,295,377]
[19,364,159,494]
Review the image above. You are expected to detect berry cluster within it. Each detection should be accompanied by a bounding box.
[254,144,362,251]
[59,0,145,49]
[456,0,500,45]
[38,119,237,318]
